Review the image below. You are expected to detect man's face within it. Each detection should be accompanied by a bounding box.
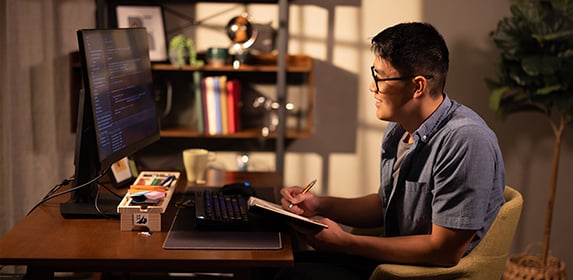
[370,57,415,122]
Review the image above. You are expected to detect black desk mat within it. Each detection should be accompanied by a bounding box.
[162,204,282,250]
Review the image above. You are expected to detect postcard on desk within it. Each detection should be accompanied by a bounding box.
[247,197,328,230]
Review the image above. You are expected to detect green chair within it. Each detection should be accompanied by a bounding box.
[366,186,523,280]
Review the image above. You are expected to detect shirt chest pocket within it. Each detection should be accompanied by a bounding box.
[399,181,433,234]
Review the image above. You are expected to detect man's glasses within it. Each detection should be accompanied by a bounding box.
[370,66,433,93]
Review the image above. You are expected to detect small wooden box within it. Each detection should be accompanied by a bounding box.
[117,171,180,232]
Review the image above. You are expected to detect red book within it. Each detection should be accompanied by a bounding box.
[226,79,241,133]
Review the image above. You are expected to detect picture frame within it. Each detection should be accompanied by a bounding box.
[116,5,168,62]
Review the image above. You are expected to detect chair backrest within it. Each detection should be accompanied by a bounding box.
[368,186,524,280]
[469,185,523,258]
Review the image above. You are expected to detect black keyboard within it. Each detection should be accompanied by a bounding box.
[194,190,250,230]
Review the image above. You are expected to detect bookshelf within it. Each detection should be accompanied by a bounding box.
[153,53,313,139]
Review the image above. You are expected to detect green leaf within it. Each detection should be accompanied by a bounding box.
[521,55,561,75]
[492,18,534,58]
[551,0,573,16]
[532,30,573,42]
[489,86,509,111]
[536,84,563,94]
[512,0,543,23]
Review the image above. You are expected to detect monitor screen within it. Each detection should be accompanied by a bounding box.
[60,28,160,218]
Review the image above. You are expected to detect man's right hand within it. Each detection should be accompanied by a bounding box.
[280,186,320,217]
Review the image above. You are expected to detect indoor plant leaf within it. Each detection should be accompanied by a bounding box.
[521,55,561,75]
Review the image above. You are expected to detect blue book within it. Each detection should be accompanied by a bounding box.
[213,76,222,134]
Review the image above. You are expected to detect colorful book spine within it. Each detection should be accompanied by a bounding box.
[193,71,204,133]
[200,75,240,135]
[219,76,229,134]
[203,76,218,135]
[226,79,241,134]
[213,76,222,134]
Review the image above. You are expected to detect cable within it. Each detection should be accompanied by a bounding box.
[92,167,129,219]
[26,167,109,216]
[97,180,124,199]
[39,177,74,202]
[93,184,115,219]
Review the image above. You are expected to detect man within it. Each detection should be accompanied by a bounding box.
[278,22,505,279]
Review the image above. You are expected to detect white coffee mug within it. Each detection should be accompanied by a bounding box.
[182,149,215,184]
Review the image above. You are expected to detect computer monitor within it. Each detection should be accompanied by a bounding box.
[60,28,160,218]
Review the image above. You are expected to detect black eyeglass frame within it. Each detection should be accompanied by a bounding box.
[370,66,433,93]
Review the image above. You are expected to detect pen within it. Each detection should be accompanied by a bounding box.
[288,179,317,209]
[160,175,175,186]
[151,177,161,185]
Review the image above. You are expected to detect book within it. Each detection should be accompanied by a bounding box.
[226,79,241,134]
[201,75,234,135]
[213,76,222,134]
[247,196,328,231]
[192,71,204,133]
[218,76,229,134]
[200,77,209,133]
[203,76,218,135]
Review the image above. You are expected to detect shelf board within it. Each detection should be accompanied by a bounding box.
[160,127,312,139]
[152,54,312,73]
[108,0,281,3]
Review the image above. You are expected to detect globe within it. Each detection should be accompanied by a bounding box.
[226,15,255,47]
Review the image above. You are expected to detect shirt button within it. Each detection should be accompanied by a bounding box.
[422,135,428,141]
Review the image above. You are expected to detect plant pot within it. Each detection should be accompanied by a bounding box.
[169,47,189,67]
[504,243,567,280]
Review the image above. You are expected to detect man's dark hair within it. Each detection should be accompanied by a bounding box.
[371,22,449,93]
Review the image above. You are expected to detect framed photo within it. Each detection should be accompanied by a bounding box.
[116,5,167,62]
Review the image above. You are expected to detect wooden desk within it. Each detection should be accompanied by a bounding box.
[0,170,291,279]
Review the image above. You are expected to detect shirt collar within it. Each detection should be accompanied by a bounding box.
[413,93,456,143]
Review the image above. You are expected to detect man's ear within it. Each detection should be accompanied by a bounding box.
[412,76,427,98]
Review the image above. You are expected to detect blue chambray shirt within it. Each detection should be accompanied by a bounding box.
[378,94,505,254]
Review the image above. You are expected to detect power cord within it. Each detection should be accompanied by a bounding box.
[41,177,73,201]
[27,166,110,216]
[93,184,114,219]
[92,178,124,219]
[97,179,124,199]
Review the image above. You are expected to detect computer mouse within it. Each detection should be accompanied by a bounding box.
[220,182,256,197]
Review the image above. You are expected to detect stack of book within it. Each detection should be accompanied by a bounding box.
[194,73,241,135]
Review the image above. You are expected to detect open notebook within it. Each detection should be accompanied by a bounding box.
[247,196,328,230]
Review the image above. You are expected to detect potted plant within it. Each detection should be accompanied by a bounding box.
[486,0,573,278]
[169,34,204,67]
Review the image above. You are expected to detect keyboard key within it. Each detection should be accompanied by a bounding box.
[194,190,250,230]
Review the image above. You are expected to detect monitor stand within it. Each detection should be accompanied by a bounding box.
[60,194,121,219]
